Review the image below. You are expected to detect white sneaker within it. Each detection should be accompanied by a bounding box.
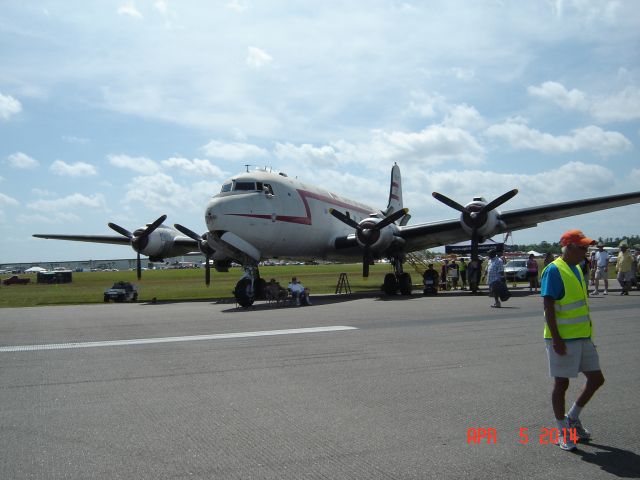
[590,290,599,296]
[566,415,591,441]
[603,290,608,295]
[554,418,578,451]
[556,436,577,451]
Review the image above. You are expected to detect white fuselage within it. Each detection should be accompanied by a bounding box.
[205,170,378,261]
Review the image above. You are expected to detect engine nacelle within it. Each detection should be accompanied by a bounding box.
[356,217,396,254]
[459,200,501,238]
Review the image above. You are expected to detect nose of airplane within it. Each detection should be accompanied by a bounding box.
[205,200,219,231]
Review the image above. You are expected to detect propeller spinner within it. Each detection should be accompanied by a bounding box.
[108,214,167,279]
[432,190,518,260]
[329,208,408,277]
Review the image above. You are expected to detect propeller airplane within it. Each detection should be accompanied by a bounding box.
[34,164,640,307]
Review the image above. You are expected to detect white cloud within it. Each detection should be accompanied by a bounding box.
[273,124,486,172]
[6,152,39,169]
[226,0,247,13]
[161,157,226,177]
[201,140,268,160]
[274,143,340,168]
[117,2,143,19]
[528,82,640,123]
[50,160,98,176]
[528,81,588,110]
[590,86,640,123]
[246,47,273,69]
[0,92,22,120]
[442,104,485,130]
[485,119,631,155]
[108,154,160,173]
[62,135,90,144]
[124,173,194,211]
[0,192,20,206]
[369,125,485,167]
[153,1,167,14]
[27,193,106,212]
[405,91,445,119]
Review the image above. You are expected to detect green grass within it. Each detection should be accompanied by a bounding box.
[0,263,397,308]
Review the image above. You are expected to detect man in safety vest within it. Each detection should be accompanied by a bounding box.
[540,229,605,451]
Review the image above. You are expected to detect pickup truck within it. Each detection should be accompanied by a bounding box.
[3,275,31,285]
[103,281,138,302]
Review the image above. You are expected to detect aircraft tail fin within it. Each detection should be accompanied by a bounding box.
[385,163,410,225]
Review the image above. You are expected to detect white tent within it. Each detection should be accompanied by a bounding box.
[527,250,544,257]
[25,266,47,273]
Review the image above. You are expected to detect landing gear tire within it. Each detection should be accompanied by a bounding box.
[234,278,255,308]
[383,273,399,295]
[399,273,412,295]
[254,277,267,300]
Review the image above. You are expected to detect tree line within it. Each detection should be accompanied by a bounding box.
[507,235,640,254]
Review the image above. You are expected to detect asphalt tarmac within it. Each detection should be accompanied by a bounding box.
[1,286,639,479]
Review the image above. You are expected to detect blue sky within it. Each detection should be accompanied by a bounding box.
[1,0,639,263]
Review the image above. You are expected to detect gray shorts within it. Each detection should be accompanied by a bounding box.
[594,267,607,279]
[545,338,601,378]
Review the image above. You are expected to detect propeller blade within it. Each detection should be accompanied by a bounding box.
[432,192,467,213]
[481,189,519,213]
[174,223,202,242]
[363,247,371,278]
[205,254,211,286]
[108,222,133,238]
[374,208,409,230]
[136,251,142,280]
[470,228,480,261]
[329,208,360,230]
[140,214,167,237]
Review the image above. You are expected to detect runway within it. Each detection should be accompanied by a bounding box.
[1,287,639,479]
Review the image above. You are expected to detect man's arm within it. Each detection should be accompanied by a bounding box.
[543,296,566,355]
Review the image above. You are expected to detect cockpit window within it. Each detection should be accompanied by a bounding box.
[220,183,232,193]
[234,181,256,191]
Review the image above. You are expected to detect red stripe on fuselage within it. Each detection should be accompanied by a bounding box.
[225,189,374,226]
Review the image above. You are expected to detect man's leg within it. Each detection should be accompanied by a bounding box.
[575,370,605,408]
[552,377,570,420]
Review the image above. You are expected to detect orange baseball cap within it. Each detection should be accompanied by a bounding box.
[559,229,596,247]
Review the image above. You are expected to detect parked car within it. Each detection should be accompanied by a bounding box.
[504,259,528,282]
[104,281,138,302]
[3,275,31,285]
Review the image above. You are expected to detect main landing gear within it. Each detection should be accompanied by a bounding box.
[382,257,412,296]
[233,266,267,308]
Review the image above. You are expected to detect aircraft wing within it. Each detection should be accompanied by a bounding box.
[398,190,640,252]
[32,234,133,245]
[32,234,200,250]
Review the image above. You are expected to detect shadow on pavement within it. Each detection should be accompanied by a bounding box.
[577,442,640,478]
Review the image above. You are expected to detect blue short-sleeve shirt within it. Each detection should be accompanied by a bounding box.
[540,262,583,300]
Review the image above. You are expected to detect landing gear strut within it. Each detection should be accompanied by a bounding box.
[233,266,266,308]
[382,256,412,296]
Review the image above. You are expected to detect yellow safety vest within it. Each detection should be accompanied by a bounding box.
[543,257,592,339]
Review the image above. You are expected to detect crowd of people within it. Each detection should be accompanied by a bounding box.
[261,241,638,308]
[420,241,639,302]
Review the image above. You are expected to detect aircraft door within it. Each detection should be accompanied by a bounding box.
[261,182,282,251]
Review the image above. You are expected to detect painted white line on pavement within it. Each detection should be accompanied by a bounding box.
[0,326,358,352]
